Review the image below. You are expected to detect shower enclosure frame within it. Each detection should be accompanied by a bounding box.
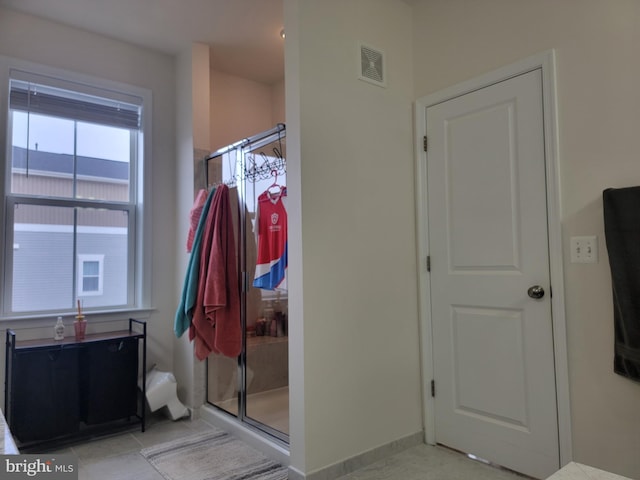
[204,123,289,445]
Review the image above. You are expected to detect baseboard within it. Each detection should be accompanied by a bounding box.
[287,465,306,480]
[299,430,424,480]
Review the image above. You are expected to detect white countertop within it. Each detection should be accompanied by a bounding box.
[547,462,632,480]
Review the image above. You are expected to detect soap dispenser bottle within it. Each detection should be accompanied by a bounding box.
[54,316,65,340]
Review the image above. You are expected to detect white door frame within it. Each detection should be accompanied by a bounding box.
[414,50,572,467]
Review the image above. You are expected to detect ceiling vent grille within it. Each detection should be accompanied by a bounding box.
[358,43,386,88]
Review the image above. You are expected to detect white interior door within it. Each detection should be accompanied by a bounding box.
[426,69,559,479]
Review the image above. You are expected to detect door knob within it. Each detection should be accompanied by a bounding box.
[527,285,545,299]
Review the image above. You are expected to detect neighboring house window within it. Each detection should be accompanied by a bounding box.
[78,255,104,296]
[2,67,148,316]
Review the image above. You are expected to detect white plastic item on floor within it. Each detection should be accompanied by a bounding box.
[145,367,189,420]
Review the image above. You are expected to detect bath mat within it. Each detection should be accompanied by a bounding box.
[140,428,288,480]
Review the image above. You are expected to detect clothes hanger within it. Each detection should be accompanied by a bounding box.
[267,169,284,199]
[268,169,281,194]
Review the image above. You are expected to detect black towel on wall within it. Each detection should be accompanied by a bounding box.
[603,186,640,382]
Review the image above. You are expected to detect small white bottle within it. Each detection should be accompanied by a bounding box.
[54,316,65,340]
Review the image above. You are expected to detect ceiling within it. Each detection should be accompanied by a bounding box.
[0,0,285,84]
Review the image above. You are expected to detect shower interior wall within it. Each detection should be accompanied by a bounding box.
[209,69,285,152]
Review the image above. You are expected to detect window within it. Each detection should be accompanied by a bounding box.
[3,67,148,316]
[78,254,104,296]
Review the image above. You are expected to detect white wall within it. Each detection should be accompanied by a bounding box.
[173,44,213,408]
[283,1,305,472]
[412,0,640,477]
[0,8,177,378]
[285,0,421,475]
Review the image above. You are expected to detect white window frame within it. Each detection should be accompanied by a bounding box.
[0,56,153,320]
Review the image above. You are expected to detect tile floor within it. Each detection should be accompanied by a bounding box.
[42,412,527,480]
[215,386,290,435]
[45,412,214,480]
[335,444,528,480]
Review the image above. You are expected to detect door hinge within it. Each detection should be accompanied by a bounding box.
[426,255,431,272]
[423,135,428,152]
[431,379,435,397]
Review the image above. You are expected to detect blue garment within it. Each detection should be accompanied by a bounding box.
[174,188,216,337]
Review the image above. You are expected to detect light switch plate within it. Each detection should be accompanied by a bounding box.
[570,236,598,263]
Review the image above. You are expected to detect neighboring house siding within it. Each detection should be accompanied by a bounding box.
[9,146,130,313]
[13,229,127,312]
[12,173,129,205]
[11,146,129,208]
[13,231,71,311]
[12,146,129,181]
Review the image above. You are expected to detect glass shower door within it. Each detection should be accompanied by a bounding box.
[205,126,289,442]
[243,135,289,440]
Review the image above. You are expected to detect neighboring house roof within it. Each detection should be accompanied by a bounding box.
[12,146,129,181]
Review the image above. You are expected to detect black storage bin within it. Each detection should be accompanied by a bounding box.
[80,338,138,424]
[5,321,146,450]
[10,346,80,442]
